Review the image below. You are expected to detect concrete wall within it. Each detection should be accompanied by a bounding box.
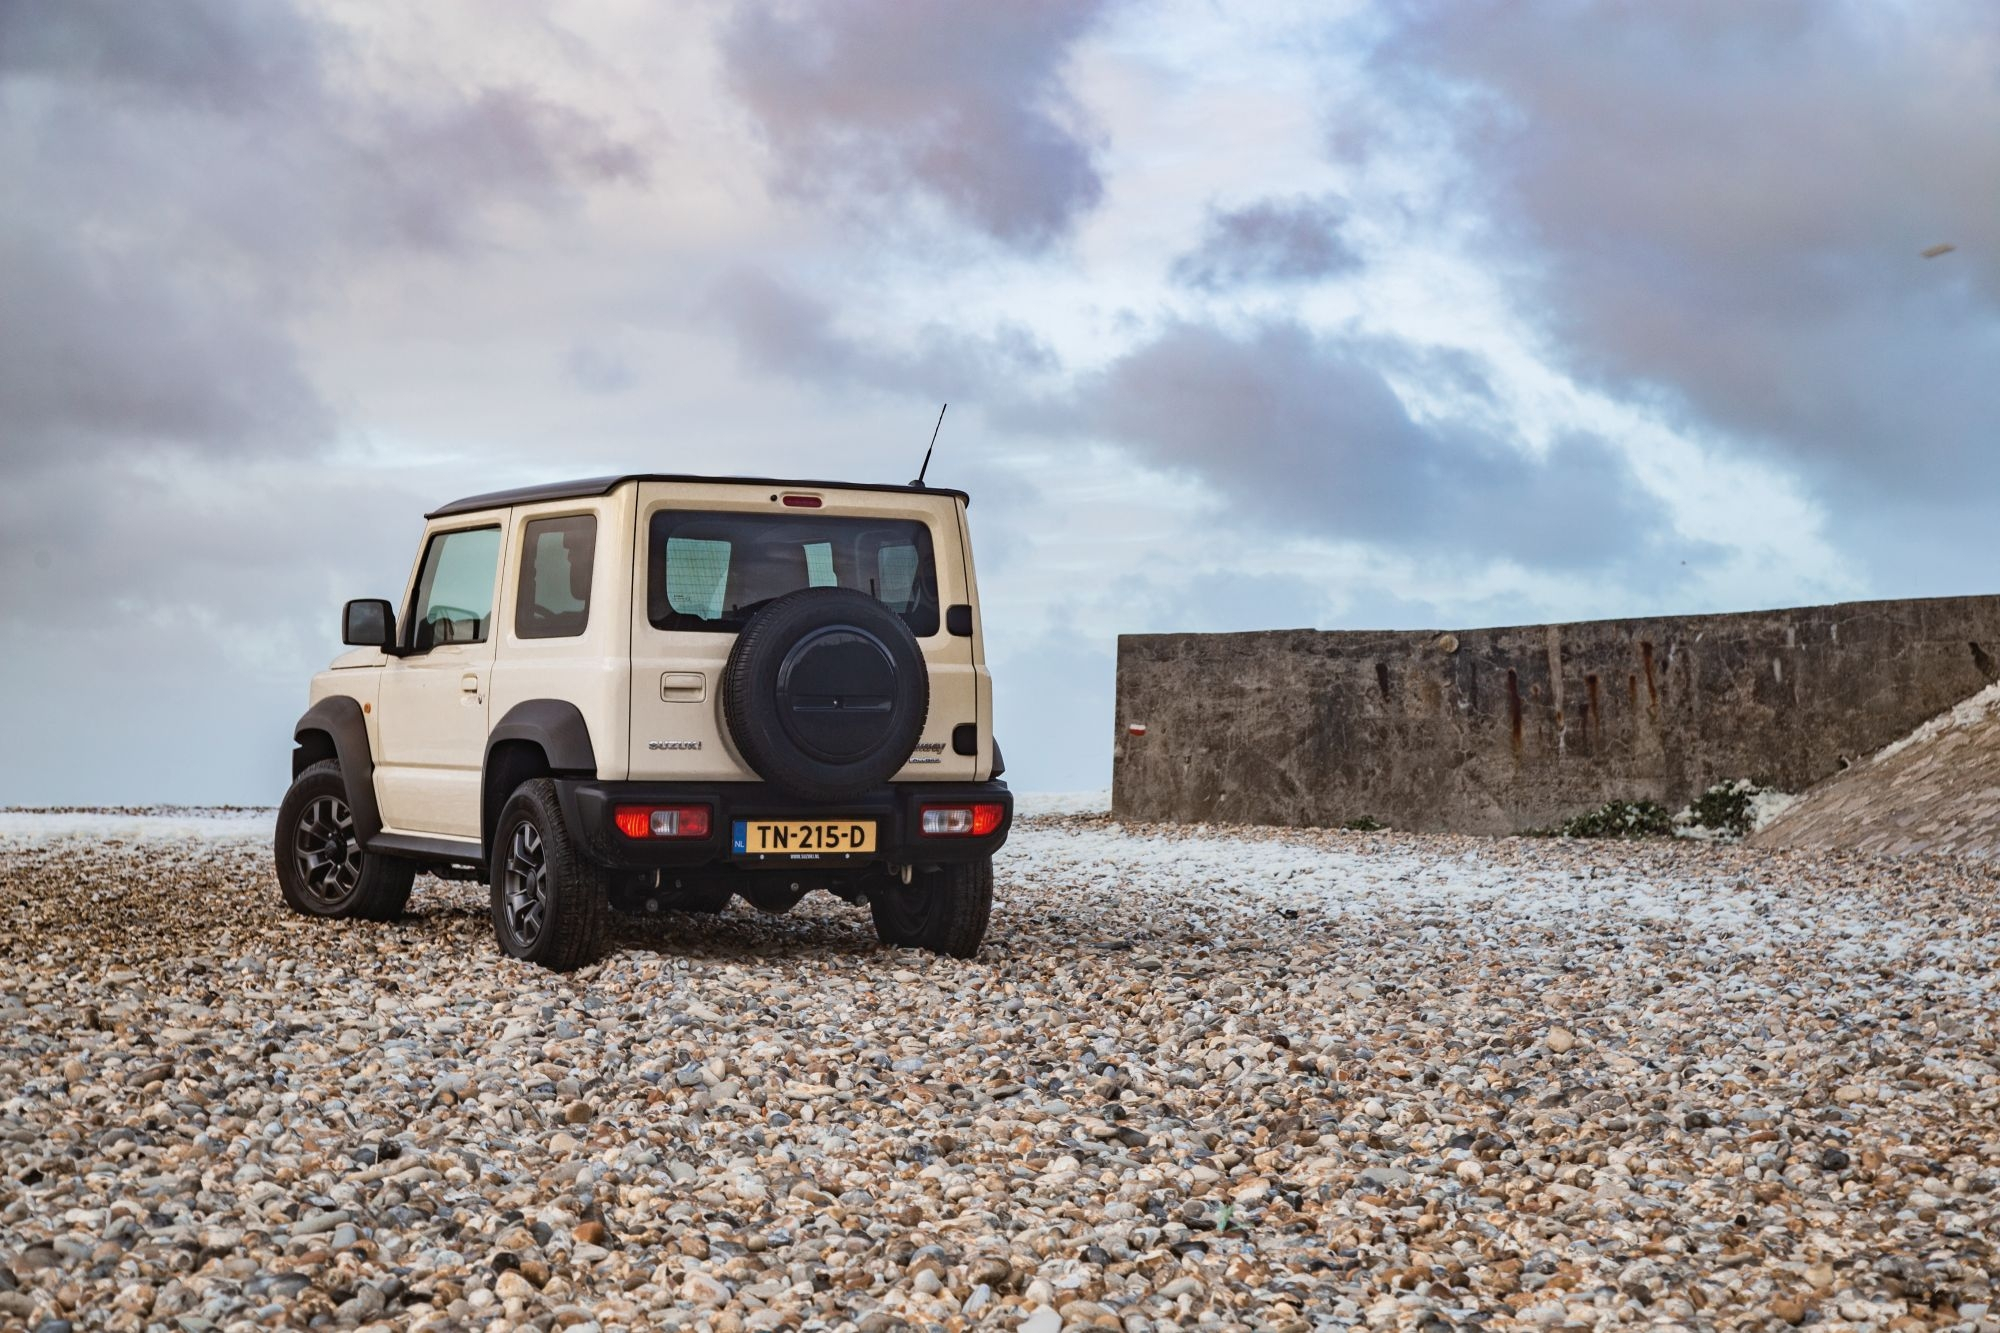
[1112,595,2000,834]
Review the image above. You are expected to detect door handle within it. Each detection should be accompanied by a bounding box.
[461,674,481,694]
[661,672,706,702]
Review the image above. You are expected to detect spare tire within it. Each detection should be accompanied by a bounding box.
[722,588,929,802]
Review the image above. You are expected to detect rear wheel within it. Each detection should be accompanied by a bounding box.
[275,760,415,920]
[490,779,607,971]
[870,858,992,958]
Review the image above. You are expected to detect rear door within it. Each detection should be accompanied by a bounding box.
[374,521,506,837]
[626,483,978,786]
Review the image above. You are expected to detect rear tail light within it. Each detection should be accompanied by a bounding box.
[614,805,712,839]
[919,803,1005,837]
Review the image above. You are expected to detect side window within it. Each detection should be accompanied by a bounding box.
[876,543,919,610]
[664,536,731,621]
[515,515,597,640]
[408,526,501,651]
[804,541,837,588]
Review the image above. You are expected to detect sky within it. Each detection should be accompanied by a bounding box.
[2,0,1996,802]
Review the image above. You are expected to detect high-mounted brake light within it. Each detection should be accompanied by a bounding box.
[614,805,712,839]
[919,803,1005,837]
[781,494,823,508]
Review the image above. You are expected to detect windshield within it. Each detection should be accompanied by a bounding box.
[646,510,941,636]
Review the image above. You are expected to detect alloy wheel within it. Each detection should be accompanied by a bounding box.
[502,820,551,948]
[294,794,361,906]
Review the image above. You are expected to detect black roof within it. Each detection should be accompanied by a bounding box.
[426,473,970,519]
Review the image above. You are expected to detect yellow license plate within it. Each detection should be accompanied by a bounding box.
[732,819,877,857]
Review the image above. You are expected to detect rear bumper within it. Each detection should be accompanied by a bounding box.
[559,778,1012,870]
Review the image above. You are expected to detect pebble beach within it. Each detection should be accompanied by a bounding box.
[2,807,1996,1332]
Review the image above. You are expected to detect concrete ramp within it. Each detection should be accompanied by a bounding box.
[1751,682,2000,857]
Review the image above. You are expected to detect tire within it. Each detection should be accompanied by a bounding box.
[490,778,607,972]
[275,759,416,920]
[870,857,993,958]
[722,588,929,802]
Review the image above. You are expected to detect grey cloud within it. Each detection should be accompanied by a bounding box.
[0,0,325,111]
[566,338,636,395]
[1369,0,2000,504]
[721,0,1109,250]
[347,90,644,252]
[0,0,644,467]
[712,267,1057,401]
[1172,195,1363,290]
[0,0,646,800]
[711,266,1687,578]
[1072,320,1687,572]
[0,231,330,464]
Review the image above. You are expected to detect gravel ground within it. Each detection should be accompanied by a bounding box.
[2,809,1997,1333]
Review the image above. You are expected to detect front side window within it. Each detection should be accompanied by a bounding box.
[647,510,940,635]
[408,525,501,650]
[515,514,597,639]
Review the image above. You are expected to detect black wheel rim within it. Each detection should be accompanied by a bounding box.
[294,794,362,906]
[502,820,550,949]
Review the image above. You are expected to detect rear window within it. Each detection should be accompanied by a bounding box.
[647,510,941,636]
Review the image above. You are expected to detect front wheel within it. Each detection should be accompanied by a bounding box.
[490,779,607,971]
[275,760,415,920]
[870,858,992,958]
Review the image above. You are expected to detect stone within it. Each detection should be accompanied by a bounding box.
[1018,1308,1062,1333]
[290,1209,352,1236]
[681,1271,730,1307]
[7,802,2000,1333]
[495,1271,536,1300]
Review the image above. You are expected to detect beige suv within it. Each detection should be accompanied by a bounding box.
[276,474,1011,970]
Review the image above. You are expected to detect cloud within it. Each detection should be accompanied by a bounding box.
[565,338,637,395]
[0,0,647,472]
[0,0,324,111]
[0,0,646,801]
[711,267,1058,400]
[708,264,1689,579]
[0,231,331,467]
[1171,195,1363,290]
[721,0,1109,250]
[1071,319,1688,572]
[1366,0,2000,504]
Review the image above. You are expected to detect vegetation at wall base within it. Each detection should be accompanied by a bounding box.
[1530,780,1787,841]
[1676,778,1778,840]
[1530,799,1675,839]
[1341,815,1386,832]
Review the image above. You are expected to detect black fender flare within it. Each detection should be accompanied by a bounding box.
[292,696,383,843]
[482,700,599,853]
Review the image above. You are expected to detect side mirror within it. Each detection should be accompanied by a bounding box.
[342,598,396,649]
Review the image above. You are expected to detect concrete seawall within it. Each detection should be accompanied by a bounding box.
[1112,595,2000,834]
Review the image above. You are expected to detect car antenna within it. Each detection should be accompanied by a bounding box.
[911,403,947,487]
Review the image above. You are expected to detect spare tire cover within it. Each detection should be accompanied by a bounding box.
[721,588,929,801]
